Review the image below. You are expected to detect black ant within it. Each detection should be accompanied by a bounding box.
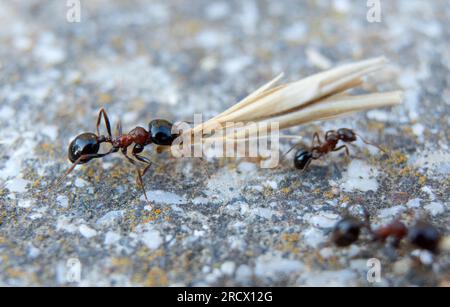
[55,108,179,201]
[285,128,385,170]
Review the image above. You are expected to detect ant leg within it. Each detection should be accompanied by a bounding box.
[121,149,149,201]
[96,108,113,138]
[333,145,350,156]
[115,119,122,138]
[299,157,313,173]
[132,153,153,178]
[282,141,306,159]
[312,132,322,146]
[54,149,114,188]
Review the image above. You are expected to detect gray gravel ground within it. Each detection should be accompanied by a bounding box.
[0,0,449,286]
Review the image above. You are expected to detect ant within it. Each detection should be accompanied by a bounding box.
[331,211,441,253]
[285,128,385,170]
[55,108,179,201]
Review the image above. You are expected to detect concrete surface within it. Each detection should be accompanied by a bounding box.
[0,0,449,286]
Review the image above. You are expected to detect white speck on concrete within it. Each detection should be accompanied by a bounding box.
[56,195,69,208]
[74,178,88,188]
[140,229,162,250]
[206,2,230,20]
[18,199,33,208]
[421,186,436,200]
[56,216,78,233]
[235,264,252,283]
[424,202,445,216]
[309,212,339,229]
[140,190,186,204]
[104,231,121,245]
[252,207,273,220]
[33,32,66,65]
[341,160,379,192]
[378,205,406,219]
[96,210,124,227]
[411,150,450,178]
[6,178,30,193]
[264,180,278,190]
[282,22,307,41]
[28,213,43,220]
[411,123,425,138]
[300,269,357,287]
[79,225,97,239]
[406,198,421,208]
[302,227,326,248]
[319,247,334,259]
[254,252,304,279]
[220,261,236,276]
[27,245,40,259]
[223,56,252,75]
[41,125,58,141]
[333,0,351,13]
[412,249,434,266]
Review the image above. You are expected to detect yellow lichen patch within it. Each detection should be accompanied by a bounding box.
[390,151,408,166]
[111,257,132,268]
[323,190,335,199]
[340,195,350,204]
[143,267,168,287]
[98,93,112,104]
[0,236,6,244]
[32,178,42,188]
[277,233,301,254]
[142,208,163,224]
[281,187,291,194]
[418,175,427,186]
[398,166,413,176]
[367,122,386,131]
[7,268,25,278]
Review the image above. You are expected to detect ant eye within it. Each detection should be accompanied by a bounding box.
[149,119,177,146]
[294,150,312,170]
[68,132,100,163]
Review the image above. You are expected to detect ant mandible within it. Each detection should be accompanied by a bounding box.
[55,108,179,201]
[286,128,385,170]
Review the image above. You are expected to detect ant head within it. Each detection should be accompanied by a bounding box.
[332,217,361,247]
[68,132,100,163]
[148,119,178,146]
[337,128,356,142]
[294,150,313,170]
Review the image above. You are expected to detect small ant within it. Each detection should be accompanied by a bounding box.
[55,108,179,201]
[331,212,441,253]
[285,128,385,170]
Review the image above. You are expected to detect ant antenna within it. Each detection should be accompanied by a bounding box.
[281,141,305,159]
[355,133,387,154]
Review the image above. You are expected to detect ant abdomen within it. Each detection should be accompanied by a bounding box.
[294,150,313,170]
[68,132,100,163]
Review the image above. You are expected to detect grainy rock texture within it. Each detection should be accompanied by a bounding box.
[0,1,449,286]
